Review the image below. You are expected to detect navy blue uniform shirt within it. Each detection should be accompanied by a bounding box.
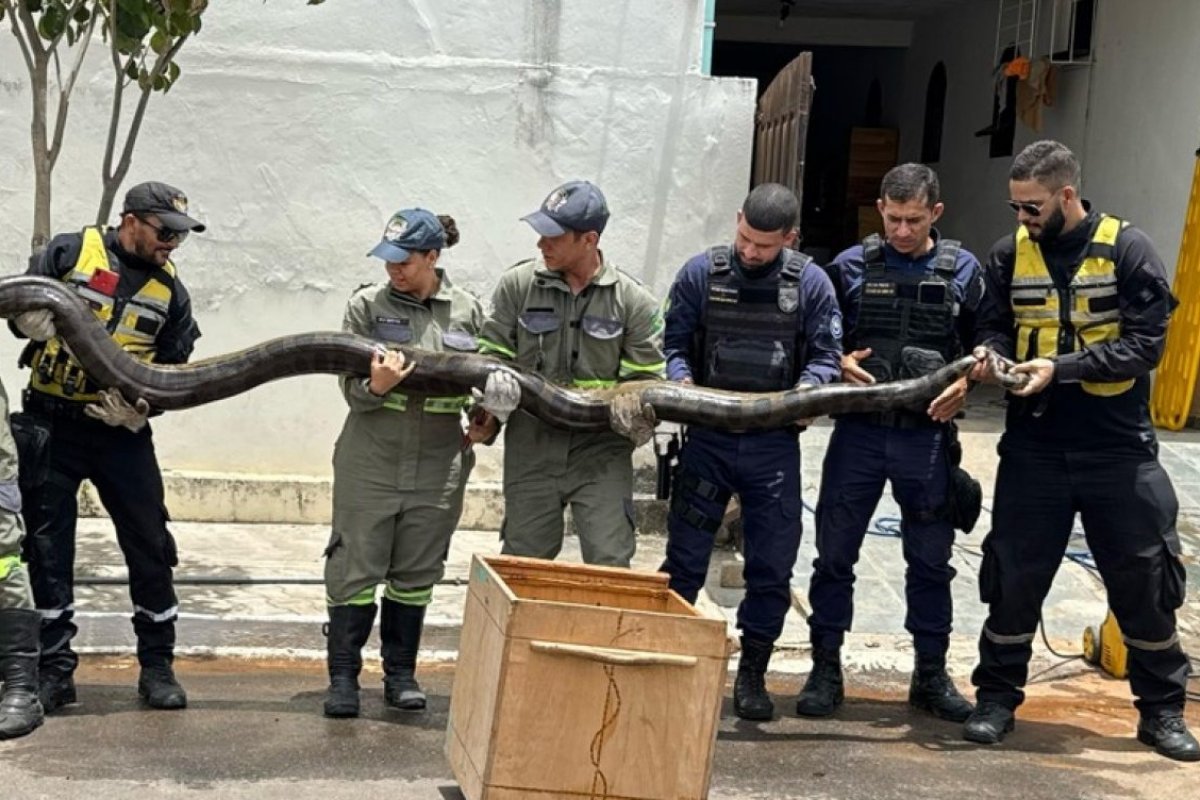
[825,229,984,356]
[663,247,843,386]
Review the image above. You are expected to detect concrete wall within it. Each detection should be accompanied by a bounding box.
[896,0,1200,274]
[0,0,756,479]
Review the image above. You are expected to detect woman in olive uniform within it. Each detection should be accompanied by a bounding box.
[322,208,517,717]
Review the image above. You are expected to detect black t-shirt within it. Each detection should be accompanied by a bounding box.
[19,228,201,364]
[974,207,1176,453]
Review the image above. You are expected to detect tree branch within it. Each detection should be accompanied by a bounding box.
[2,1,36,75]
[14,0,45,60]
[110,31,191,184]
[48,7,101,168]
[101,0,124,184]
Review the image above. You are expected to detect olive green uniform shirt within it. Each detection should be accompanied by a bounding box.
[478,256,664,566]
[325,272,484,606]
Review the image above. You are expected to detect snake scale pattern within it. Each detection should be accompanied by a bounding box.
[0,275,989,432]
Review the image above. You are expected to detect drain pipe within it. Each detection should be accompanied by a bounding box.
[702,0,716,75]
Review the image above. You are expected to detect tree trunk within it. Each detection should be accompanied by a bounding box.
[29,57,51,254]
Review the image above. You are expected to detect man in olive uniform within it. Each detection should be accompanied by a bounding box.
[0,381,43,739]
[478,181,665,567]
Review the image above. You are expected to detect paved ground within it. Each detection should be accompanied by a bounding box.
[4,389,1200,797]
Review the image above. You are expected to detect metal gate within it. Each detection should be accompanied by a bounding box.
[753,52,814,204]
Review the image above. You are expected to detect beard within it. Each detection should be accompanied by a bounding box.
[1028,205,1066,243]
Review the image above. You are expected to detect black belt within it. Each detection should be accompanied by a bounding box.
[22,389,91,421]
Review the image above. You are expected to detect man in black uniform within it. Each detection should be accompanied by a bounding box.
[965,140,1197,761]
[11,181,204,713]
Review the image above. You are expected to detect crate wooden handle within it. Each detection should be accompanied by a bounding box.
[529,640,697,668]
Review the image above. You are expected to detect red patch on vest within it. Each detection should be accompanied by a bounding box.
[88,269,119,296]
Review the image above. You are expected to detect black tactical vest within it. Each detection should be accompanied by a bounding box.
[698,245,812,392]
[855,234,962,383]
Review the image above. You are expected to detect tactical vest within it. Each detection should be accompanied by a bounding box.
[698,245,812,392]
[855,234,961,382]
[29,227,176,403]
[1010,214,1132,397]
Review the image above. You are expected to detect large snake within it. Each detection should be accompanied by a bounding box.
[0,275,1014,431]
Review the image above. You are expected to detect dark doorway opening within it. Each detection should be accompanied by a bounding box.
[712,41,906,262]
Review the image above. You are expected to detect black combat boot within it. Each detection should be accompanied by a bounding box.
[0,609,45,740]
[733,636,775,721]
[962,700,1015,744]
[38,612,79,713]
[795,647,844,717]
[323,603,377,718]
[37,672,76,714]
[908,652,973,722]
[381,598,427,712]
[1137,709,1200,762]
[134,615,187,709]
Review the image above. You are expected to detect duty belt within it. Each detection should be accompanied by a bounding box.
[22,388,91,421]
[854,410,942,430]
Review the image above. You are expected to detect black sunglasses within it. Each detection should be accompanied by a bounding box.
[136,214,189,244]
[1006,187,1063,217]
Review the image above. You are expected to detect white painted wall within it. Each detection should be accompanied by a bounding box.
[0,0,755,476]
[896,0,1200,275]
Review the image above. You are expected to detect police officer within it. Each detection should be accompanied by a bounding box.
[965,140,1197,761]
[11,181,204,713]
[323,209,516,718]
[661,183,842,720]
[0,379,43,740]
[478,181,665,567]
[795,164,983,723]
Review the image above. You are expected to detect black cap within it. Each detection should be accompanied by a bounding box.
[521,180,609,236]
[122,181,206,233]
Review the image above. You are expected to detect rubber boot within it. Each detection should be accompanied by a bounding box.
[323,603,377,718]
[908,652,973,722]
[0,609,45,740]
[380,598,427,711]
[134,614,187,710]
[795,647,844,717]
[733,636,775,721]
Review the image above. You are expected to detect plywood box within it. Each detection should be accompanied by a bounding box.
[446,555,730,800]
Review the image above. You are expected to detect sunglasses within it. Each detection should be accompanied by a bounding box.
[1006,187,1062,217]
[136,215,189,244]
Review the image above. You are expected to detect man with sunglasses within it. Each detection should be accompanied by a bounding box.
[10,181,204,715]
[965,140,1196,760]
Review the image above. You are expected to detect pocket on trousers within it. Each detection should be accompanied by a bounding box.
[1161,547,1186,613]
[163,530,179,568]
[622,496,637,534]
[979,537,1001,604]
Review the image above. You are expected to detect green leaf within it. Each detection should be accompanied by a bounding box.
[73,4,90,23]
[149,29,168,55]
[124,57,139,81]
[36,2,67,41]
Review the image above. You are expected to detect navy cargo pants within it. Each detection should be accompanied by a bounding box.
[806,417,956,657]
[22,396,180,679]
[661,427,801,645]
[974,440,1191,714]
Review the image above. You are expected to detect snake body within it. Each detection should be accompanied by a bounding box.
[0,275,988,431]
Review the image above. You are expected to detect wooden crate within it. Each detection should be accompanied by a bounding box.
[446,555,730,800]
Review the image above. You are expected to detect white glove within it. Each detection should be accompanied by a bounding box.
[471,370,521,423]
[15,309,57,341]
[84,389,151,433]
[609,392,657,447]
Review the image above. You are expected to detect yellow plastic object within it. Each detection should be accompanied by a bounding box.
[1082,609,1128,679]
[1151,148,1200,429]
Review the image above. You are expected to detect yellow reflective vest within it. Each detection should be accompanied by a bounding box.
[29,227,176,403]
[1010,214,1133,397]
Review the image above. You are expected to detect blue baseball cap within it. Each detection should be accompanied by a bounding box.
[521,180,609,236]
[368,208,446,262]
